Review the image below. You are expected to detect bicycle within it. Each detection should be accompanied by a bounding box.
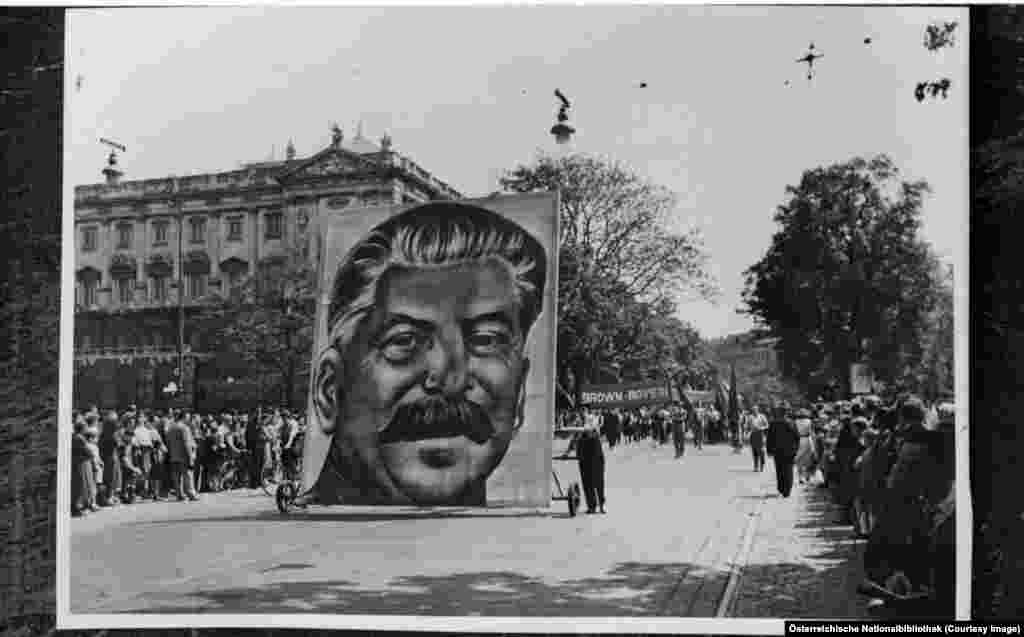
[219,450,250,491]
[260,461,279,496]
[275,447,304,514]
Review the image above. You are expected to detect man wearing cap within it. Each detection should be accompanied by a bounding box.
[766,406,800,497]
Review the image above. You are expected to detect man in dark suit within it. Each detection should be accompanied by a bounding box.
[576,426,607,514]
[766,406,800,497]
[246,412,266,490]
[165,414,199,501]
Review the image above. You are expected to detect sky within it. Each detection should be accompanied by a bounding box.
[66,6,967,340]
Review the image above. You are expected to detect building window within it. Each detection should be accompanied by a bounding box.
[116,278,133,304]
[81,279,98,306]
[187,273,206,299]
[227,269,245,294]
[151,276,168,302]
[153,221,169,245]
[117,223,133,249]
[227,217,243,242]
[264,212,283,240]
[190,217,206,244]
[82,227,98,252]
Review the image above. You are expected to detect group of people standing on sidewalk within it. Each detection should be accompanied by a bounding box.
[759,395,956,613]
[70,405,305,517]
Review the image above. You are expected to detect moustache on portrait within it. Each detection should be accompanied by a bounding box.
[377,396,494,445]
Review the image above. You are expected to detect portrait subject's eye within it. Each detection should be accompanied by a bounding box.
[466,322,513,356]
[379,329,428,364]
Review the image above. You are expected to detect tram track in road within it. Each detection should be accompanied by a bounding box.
[715,495,766,617]
[657,458,769,617]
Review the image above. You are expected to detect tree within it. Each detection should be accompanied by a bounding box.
[500,153,717,400]
[916,262,954,402]
[741,154,943,398]
[198,235,317,409]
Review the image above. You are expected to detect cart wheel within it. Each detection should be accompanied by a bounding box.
[276,482,296,514]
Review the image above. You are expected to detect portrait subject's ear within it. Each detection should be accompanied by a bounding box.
[515,358,531,431]
[314,348,345,435]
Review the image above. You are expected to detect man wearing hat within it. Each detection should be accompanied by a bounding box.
[766,406,800,497]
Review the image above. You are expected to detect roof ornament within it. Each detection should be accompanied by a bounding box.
[100,138,126,185]
[330,122,343,148]
[286,139,296,161]
[380,133,392,152]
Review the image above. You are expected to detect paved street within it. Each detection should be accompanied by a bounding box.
[70,442,867,617]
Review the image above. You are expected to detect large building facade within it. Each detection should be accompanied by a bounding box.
[73,127,462,410]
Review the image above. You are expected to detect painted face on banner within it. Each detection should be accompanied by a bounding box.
[324,258,530,505]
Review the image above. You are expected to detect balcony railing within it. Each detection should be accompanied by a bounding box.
[75,170,282,203]
[74,345,214,362]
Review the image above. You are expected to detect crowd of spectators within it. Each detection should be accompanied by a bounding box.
[557,393,955,613]
[781,395,956,614]
[70,405,305,517]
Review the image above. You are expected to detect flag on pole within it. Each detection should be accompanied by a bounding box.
[728,364,740,447]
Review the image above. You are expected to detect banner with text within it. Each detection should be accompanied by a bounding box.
[580,382,673,408]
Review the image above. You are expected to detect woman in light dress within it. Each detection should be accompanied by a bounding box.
[794,408,818,485]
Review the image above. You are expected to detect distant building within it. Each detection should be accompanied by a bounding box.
[707,331,793,406]
[73,126,462,410]
[710,332,780,372]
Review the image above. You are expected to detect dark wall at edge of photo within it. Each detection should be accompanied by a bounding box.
[970,5,1024,621]
[0,7,62,634]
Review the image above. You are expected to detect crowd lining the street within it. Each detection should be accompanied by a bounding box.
[70,406,305,516]
[558,393,955,612]
[72,388,953,614]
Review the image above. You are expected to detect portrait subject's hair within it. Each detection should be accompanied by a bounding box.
[326,201,548,351]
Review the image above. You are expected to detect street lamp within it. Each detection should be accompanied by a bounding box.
[551,89,575,145]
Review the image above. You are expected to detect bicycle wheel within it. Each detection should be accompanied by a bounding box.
[276,481,297,514]
[261,464,277,496]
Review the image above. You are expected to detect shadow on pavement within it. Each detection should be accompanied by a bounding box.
[125,561,731,616]
[130,509,567,525]
[732,485,869,619]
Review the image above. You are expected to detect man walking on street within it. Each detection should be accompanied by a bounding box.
[749,417,767,472]
[749,407,765,471]
[672,406,687,459]
[691,406,704,450]
[766,406,800,497]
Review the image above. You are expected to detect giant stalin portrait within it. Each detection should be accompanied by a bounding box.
[307,201,550,506]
